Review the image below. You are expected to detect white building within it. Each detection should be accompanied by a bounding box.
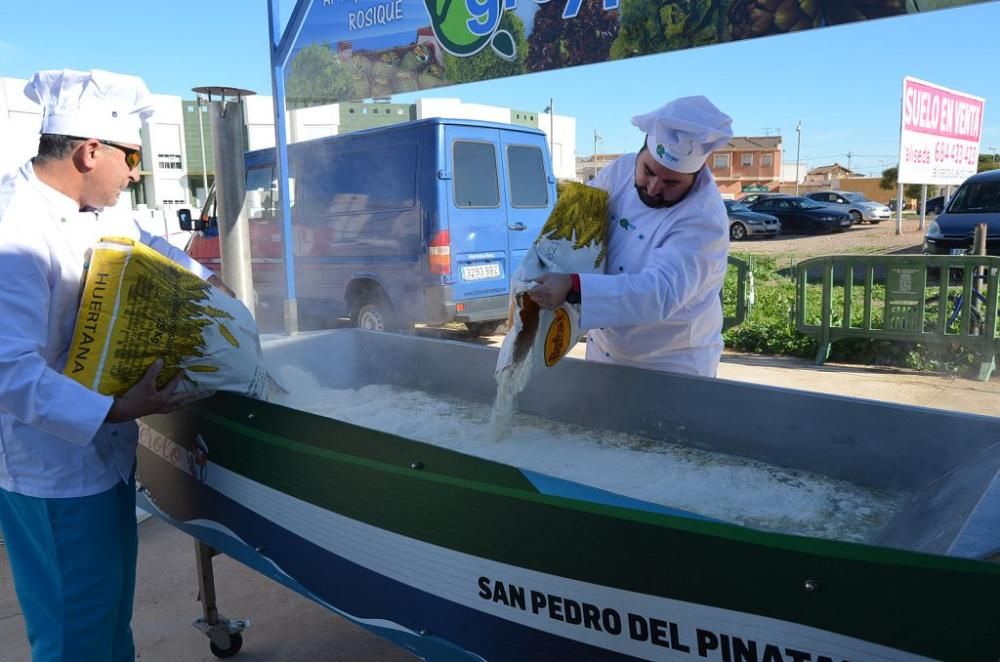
[781,160,807,185]
[1,75,579,210]
[244,95,578,180]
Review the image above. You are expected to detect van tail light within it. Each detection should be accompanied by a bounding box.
[429,230,451,275]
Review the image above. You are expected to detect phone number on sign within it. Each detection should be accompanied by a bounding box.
[934,141,978,166]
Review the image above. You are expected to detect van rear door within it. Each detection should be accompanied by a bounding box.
[444,126,510,305]
[499,135,553,275]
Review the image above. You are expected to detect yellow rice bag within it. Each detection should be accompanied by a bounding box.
[490,183,608,438]
[64,236,269,399]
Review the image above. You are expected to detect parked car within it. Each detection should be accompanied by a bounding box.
[887,198,910,212]
[179,118,555,335]
[724,199,780,240]
[923,169,1000,255]
[924,195,946,215]
[804,190,891,224]
[748,196,853,234]
[736,191,787,205]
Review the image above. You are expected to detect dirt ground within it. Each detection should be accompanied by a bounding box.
[731,213,930,259]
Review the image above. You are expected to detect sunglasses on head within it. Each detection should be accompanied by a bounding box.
[69,136,142,169]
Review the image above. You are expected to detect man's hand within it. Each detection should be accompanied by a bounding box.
[208,275,235,297]
[106,359,200,423]
[528,273,572,310]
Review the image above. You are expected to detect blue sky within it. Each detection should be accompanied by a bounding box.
[2,1,997,177]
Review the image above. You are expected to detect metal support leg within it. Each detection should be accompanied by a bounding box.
[193,539,250,658]
[977,345,996,382]
[815,341,831,366]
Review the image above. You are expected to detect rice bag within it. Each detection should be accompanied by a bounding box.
[64,236,270,399]
[490,182,608,438]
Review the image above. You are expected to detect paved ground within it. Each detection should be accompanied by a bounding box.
[731,212,931,259]
[2,336,998,661]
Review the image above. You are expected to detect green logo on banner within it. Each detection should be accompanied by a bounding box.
[423,0,517,60]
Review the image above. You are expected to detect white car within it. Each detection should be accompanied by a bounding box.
[805,191,892,224]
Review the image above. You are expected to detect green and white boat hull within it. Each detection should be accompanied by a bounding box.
[137,329,1000,661]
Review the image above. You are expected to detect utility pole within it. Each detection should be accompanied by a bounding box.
[542,98,555,172]
[593,130,602,181]
[795,121,802,196]
[847,151,853,171]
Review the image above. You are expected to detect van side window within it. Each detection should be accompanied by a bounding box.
[454,142,500,208]
[245,166,279,219]
[297,143,417,216]
[507,145,548,208]
[950,181,1000,213]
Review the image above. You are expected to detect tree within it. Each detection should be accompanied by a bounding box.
[879,166,937,200]
[527,0,620,71]
[286,42,356,107]
[610,0,726,60]
[442,13,528,84]
[978,153,1000,173]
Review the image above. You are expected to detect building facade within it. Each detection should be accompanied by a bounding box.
[0,76,578,210]
[576,136,783,197]
[708,136,783,198]
[803,163,863,186]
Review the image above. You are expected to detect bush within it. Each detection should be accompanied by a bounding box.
[723,254,982,376]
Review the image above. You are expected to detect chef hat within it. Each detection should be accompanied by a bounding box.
[631,96,733,174]
[24,69,154,145]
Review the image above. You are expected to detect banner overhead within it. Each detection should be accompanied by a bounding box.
[897,76,985,185]
[282,0,995,108]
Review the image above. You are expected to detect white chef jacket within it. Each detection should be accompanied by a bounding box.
[0,162,213,498]
[579,154,729,377]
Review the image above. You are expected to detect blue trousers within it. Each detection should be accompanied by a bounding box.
[0,478,137,662]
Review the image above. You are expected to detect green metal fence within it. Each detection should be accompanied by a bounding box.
[795,255,1000,380]
[724,255,753,332]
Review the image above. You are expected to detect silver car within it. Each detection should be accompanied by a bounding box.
[805,191,892,225]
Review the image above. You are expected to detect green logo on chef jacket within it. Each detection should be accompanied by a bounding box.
[618,217,635,231]
[423,0,517,60]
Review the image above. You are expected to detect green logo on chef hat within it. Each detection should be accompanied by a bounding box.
[656,143,679,163]
[422,0,516,61]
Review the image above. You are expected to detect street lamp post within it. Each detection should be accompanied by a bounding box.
[593,130,602,180]
[794,121,802,196]
[543,98,554,172]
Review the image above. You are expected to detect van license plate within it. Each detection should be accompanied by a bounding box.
[462,264,501,281]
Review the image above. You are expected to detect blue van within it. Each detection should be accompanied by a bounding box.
[186,118,555,335]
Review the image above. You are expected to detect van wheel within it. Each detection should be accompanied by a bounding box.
[351,293,396,331]
[467,320,508,337]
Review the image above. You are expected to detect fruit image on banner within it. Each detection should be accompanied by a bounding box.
[64,237,270,400]
[283,0,982,108]
[729,0,907,39]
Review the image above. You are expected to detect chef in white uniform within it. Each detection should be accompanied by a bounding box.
[0,69,222,661]
[530,96,733,377]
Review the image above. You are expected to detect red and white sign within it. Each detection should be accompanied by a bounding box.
[898,76,985,185]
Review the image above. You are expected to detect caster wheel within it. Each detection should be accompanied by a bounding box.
[210,632,243,658]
